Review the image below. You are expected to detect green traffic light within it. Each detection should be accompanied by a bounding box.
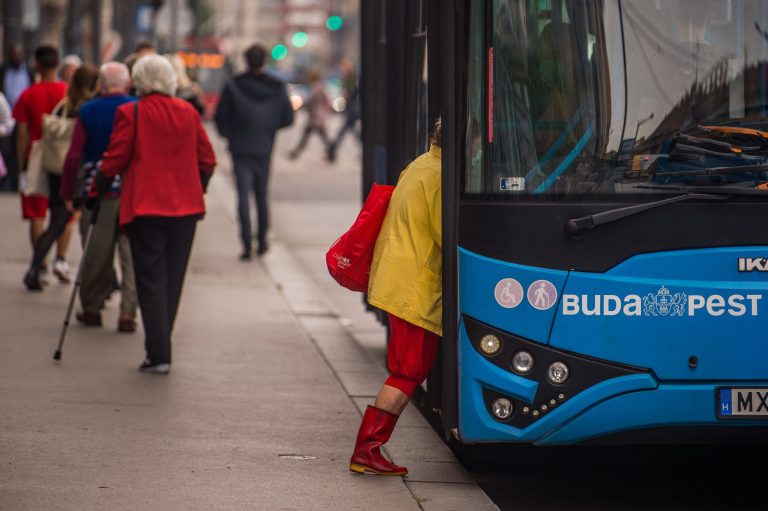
[292,31,309,48]
[326,15,344,31]
[272,44,288,60]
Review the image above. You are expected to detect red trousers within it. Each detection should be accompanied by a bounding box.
[385,314,440,398]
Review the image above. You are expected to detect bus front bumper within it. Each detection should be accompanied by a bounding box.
[459,318,768,445]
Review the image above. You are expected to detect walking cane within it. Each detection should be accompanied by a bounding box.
[53,200,101,361]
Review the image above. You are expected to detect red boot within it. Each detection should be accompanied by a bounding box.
[349,405,408,476]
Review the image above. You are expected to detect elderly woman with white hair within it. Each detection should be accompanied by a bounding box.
[100,54,216,374]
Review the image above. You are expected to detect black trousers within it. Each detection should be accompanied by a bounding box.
[233,154,270,252]
[331,111,361,148]
[30,173,72,271]
[126,215,198,364]
[290,124,331,157]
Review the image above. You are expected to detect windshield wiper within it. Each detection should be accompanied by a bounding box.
[567,185,768,234]
[678,132,760,152]
[634,184,768,195]
[566,192,730,235]
[654,163,768,178]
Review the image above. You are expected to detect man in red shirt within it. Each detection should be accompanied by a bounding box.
[13,45,71,285]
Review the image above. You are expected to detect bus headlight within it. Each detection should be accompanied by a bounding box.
[479,334,501,356]
[547,362,570,385]
[491,397,514,419]
[511,351,534,374]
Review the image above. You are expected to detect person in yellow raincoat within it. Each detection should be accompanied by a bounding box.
[349,119,442,477]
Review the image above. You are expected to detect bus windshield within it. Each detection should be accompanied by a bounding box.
[465,0,768,197]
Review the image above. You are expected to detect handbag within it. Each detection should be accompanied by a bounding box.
[326,183,395,292]
[23,100,71,195]
[41,100,75,174]
[23,140,48,196]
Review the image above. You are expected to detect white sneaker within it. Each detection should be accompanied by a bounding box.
[53,258,72,284]
[38,268,51,286]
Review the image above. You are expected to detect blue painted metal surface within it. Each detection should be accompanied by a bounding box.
[458,319,657,443]
[550,247,768,380]
[457,247,768,443]
[459,248,568,344]
[539,384,768,445]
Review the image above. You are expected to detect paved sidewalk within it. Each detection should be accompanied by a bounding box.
[261,117,496,510]
[0,119,496,510]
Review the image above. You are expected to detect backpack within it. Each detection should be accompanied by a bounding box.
[41,100,75,174]
[326,183,395,292]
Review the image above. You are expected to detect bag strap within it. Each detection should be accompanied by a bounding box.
[52,99,69,118]
[128,100,139,165]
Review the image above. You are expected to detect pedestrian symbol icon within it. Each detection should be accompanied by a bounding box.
[527,280,558,311]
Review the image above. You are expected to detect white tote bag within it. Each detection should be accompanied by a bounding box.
[41,100,75,174]
[23,140,49,197]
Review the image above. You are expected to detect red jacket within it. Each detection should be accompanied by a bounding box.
[101,93,216,226]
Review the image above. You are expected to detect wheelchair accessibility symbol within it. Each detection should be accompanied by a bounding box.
[494,279,524,309]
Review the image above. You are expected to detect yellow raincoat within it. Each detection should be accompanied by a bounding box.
[367,145,442,336]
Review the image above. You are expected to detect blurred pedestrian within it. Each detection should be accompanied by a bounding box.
[100,55,216,374]
[0,91,15,179]
[59,54,82,84]
[288,69,332,161]
[0,91,13,134]
[327,58,360,163]
[0,44,33,108]
[60,61,138,332]
[349,118,443,477]
[22,63,99,290]
[166,53,206,115]
[123,41,157,96]
[123,41,157,71]
[135,41,156,58]
[214,43,293,259]
[0,44,33,191]
[13,45,68,288]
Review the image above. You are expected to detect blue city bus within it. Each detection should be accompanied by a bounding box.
[362,0,768,444]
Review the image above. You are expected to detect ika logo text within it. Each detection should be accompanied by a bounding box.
[738,258,768,272]
[562,286,762,317]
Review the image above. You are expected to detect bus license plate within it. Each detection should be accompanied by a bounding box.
[718,388,768,419]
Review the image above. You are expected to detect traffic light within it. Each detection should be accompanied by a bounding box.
[271,44,288,61]
[326,15,344,31]
[291,31,309,48]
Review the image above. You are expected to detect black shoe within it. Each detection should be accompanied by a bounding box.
[257,242,269,257]
[139,360,170,374]
[23,270,43,291]
[118,317,136,333]
[76,311,103,327]
[240,250,252,261]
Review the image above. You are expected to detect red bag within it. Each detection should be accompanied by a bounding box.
[326,183,395,292]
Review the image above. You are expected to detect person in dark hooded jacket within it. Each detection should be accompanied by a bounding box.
[214,44,294,259]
